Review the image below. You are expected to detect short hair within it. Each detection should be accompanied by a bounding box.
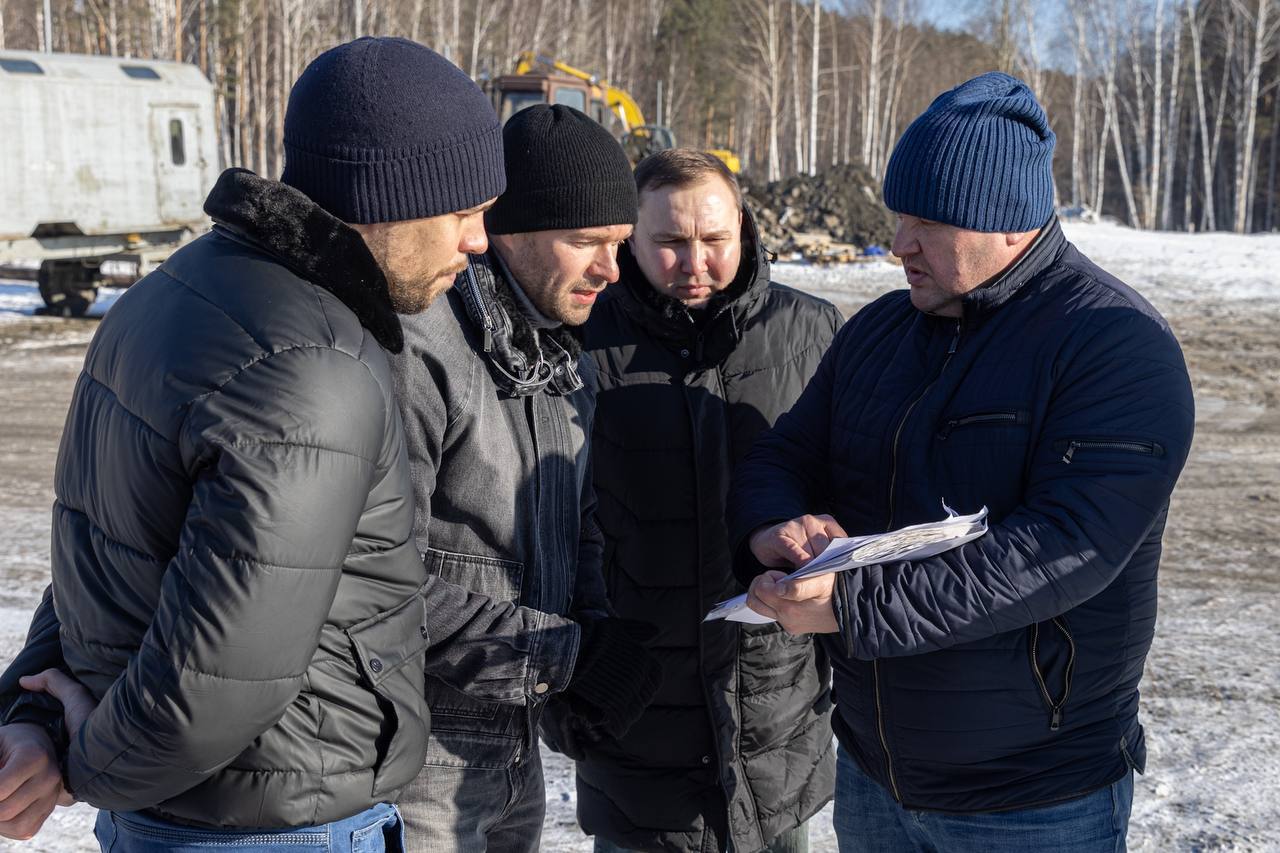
[633,149,743,210]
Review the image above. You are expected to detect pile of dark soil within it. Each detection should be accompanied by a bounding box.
[741,163,897,259]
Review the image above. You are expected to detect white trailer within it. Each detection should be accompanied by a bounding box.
[0,50,218,315]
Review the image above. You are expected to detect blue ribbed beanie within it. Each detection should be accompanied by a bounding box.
[282,37,506,224]
[883,72,1055,233]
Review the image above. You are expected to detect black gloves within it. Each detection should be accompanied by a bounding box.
[561,617,663,741]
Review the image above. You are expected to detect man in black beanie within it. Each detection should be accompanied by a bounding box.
[0,37,508,852]
[388,104,661,852]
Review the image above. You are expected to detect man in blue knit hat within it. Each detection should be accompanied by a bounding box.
[0,37,508,852]
[730,72,1195,851]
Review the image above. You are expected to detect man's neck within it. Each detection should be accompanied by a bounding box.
[492,249,560,330]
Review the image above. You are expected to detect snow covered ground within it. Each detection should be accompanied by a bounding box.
[1,220,1278,851]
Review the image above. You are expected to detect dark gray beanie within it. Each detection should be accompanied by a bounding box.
[484,105,637,235]
[281,37,506,224]
[883,71,1055,233]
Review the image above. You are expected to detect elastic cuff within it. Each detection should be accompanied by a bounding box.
[833,572,856,659]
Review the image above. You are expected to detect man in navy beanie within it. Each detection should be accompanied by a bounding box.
[730,72,1195,851]
[0,37,508,852]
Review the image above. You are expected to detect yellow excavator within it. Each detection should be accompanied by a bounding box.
[489,52,741,173]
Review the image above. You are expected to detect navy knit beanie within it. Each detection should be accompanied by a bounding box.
[281,37,505,224]
[484,105,637,235]
[883,72,1055,233]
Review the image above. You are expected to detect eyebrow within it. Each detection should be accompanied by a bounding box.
[652,230,734,240]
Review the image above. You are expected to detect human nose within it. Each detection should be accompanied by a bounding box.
[681,242,707,277]
[890,220,915,259]
[459,213,488,255]
[591,244,621,283]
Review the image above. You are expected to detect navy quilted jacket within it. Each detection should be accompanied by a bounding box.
[728,218,1195,812]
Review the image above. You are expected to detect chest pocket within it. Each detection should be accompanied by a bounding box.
[933,408,1031,517]
[423,547,524,603]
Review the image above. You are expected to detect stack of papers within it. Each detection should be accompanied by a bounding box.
[705,503,989,624]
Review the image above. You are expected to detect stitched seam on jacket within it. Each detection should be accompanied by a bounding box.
[219,438,376,465]
[74,373,177,447]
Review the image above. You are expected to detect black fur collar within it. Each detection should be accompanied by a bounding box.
[203,168,404,353]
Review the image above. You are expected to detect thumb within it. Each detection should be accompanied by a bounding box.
[19,670,75,700]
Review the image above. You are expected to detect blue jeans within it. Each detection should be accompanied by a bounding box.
[834,748,1132,853]
[93,802,404,852]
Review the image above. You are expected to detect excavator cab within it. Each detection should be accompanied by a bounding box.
[488,52,739,172]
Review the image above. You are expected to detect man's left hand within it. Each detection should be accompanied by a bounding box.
[746,571,839,634]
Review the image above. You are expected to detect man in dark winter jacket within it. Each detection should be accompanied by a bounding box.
[388,104,662,852]
[0,38,506,851]
[564,149,841,853]
[733,73,1195,852]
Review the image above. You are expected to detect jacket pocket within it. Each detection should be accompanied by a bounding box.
[936,408,1028,440]
[422,548,524,721]
[346,592,431,797]
[424,547,524,603]
[1028,616,1076,731]
[1054,437,1165,465]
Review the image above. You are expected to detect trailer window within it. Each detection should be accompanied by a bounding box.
[0,58,43,75]
[169,119,186,166]
[553,88,587,113]
[122,65,161,80]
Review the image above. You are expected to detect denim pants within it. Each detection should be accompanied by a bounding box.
[93,802,404,852]
[593,821,810,853]
[396,749,545,853]
[833,748,1133,853]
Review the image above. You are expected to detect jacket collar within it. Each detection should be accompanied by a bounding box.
[960,216,1066,328]
[613,205,773,358]
[456,251,584,397]
[202,168,404,353]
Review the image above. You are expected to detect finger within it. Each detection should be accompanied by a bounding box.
[776,573,835,602]
[803,527,830,559]
[817,514,849,538]
[0,748,41,801]
[18,671,76,703]
[0,792,57,842]
[0,769,57,823]
[57,790,75,808]
[745,589,779,621]
[775,534,816,567]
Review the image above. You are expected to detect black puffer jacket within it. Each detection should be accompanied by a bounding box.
[0,170,430,827]
[573,210,840,852]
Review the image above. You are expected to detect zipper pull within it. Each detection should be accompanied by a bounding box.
[938,419,957,440]
[1050,708,1062,731]
[1062,441,1078,464]
[483,328,494,353]
[948,321,961,355]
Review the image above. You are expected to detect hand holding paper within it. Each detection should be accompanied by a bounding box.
[707,503,989,625]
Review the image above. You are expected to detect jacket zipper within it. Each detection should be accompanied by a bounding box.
[876,318,962,803]
[937,410,1020,440]
[1058,438,1164,464]
[463,264,499,353]
[1029,617,1076,730]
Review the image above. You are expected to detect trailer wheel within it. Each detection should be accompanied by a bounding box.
[37,260,99,317]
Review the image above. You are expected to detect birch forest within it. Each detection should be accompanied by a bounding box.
[2,0,1278,233]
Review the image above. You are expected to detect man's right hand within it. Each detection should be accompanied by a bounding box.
[0,723,66,840]
[747,514,848,568]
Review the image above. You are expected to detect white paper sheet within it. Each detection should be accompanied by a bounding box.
[705,502,989,624]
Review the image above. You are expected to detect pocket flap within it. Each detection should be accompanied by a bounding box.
[346,592,430,688]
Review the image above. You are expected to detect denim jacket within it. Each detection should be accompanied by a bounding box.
[391,251,608,769]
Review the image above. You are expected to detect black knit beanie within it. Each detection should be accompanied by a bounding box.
[484,105,638,235]
[281,37,506,224]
